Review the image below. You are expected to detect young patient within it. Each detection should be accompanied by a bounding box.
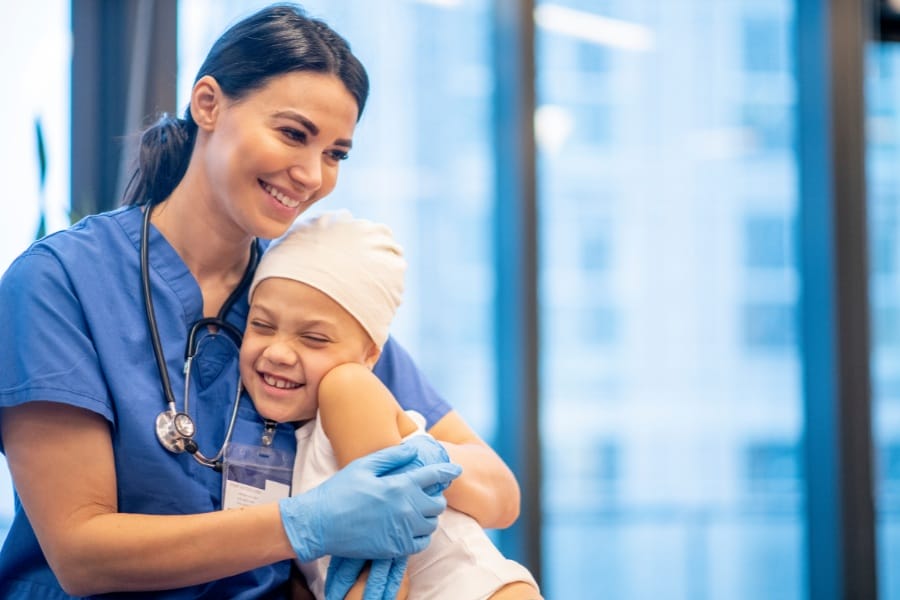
[239,211,542,600]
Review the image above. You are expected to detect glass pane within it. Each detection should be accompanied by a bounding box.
[0,2,71,270]
[867,38,900,600]
[178,0,495,431]
[0,0,71,542]
[535,2,804,598]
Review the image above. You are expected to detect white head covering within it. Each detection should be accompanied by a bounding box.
[249,210,406,349]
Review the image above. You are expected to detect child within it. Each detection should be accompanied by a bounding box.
[239,210,542,599]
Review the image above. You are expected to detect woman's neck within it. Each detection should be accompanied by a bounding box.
[150,190,253,317]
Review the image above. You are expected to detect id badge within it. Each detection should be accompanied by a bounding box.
[222,441,294,509]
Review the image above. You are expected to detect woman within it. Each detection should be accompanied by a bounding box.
[0,4,519,598]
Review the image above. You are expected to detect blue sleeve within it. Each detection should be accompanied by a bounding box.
[0,249,113,444]
[372,337,451,428]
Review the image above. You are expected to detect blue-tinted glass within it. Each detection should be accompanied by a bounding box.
[745,215,791,269]
[742,103,794,152]
[875,306,900,348]
[537,2,803,599]
[744,442,802,501]
[868,40,900,600]
[0,0,71,545]
[743,303,796,349]
[870,192,898,276]
[742,17,788,73]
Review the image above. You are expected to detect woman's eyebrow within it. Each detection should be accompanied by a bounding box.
[273,110,353,148]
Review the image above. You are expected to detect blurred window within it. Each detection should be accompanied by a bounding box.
[868,37,900,600]
[0,0,71,540]
[537,2,804,598]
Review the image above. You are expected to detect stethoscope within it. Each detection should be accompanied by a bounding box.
[141,205,261,470]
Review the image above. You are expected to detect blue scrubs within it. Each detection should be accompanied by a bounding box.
[0,206,451,599]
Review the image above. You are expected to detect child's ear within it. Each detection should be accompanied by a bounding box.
[363,343,381,370]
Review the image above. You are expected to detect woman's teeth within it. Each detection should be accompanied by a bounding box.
[262,182,300,209]
[263,374,301,389]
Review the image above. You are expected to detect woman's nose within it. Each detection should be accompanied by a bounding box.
[288,151,322,194]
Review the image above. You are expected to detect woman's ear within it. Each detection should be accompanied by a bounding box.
[190,75,223,131]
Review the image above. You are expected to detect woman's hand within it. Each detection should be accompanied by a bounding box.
[279,443,460,562]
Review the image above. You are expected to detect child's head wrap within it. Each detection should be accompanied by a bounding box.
[250,210,406,349]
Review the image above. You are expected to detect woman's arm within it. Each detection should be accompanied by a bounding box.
[1,402,295,596]
[429,412,521,529]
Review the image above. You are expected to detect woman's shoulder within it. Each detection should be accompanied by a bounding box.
[15,206,139,266]
[2,206,141,289]
[38,205,139,250]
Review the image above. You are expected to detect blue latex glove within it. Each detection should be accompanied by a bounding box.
[324,437,455,599]
[325,556,407,600]
[280,442,461,562]
[394,435,453,495]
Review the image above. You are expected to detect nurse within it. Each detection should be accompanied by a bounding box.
[0,4,519,598]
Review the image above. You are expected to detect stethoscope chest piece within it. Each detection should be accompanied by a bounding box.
[155,410,198,454]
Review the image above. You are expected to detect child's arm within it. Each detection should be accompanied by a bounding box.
[318,363,420,466]
[324,364,519,529]
[317,362,419,600]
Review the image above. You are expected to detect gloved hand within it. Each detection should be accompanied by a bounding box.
[322,437,454,599]
[280,442,461,563]
[325,556,407,600]
[392,435,453,495]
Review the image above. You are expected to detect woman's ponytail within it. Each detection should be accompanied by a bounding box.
[122,112,197,206]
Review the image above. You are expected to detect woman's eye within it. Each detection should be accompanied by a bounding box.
[326,149,349,162]
[280,127,307,143]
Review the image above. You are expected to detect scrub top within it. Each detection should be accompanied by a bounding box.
[0,206,451,599]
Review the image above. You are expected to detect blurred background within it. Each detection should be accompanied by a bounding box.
[1,0,898,598]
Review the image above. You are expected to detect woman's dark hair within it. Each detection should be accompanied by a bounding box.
[124,3,369,206]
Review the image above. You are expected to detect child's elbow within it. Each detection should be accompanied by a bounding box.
[492,484,521,529]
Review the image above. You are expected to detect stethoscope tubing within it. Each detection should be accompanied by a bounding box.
[140,205,259,469]
[141,205,179,412]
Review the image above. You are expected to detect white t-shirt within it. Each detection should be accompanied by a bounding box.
[292,411,539,600]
